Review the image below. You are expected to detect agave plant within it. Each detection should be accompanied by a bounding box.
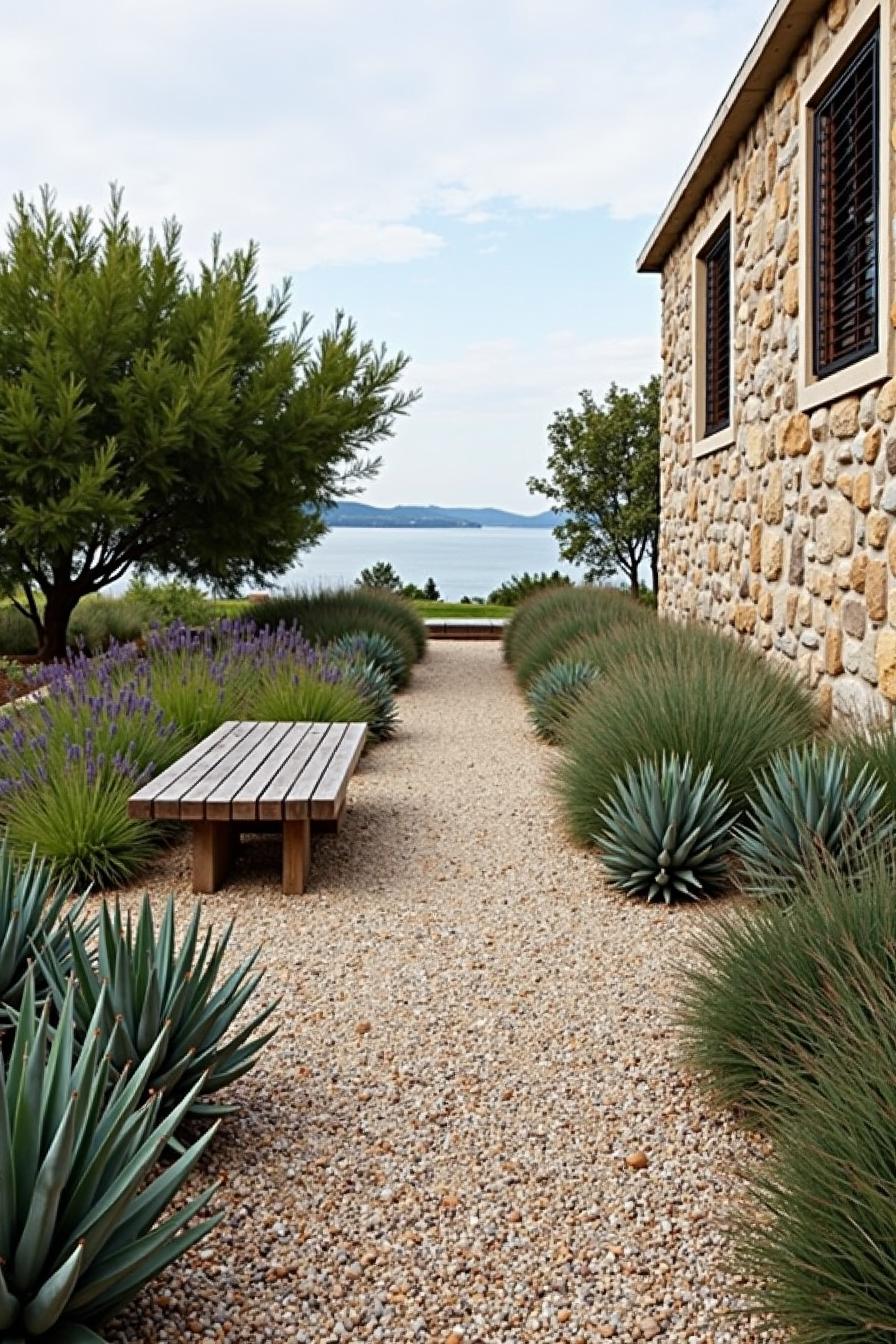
[0,844,90,1015]
[0,971,221,1341]
[40,895,278,1123]
[736,743,890,900]
[594,754,737,903]
[527,658,597,742]
[329,631,407,690]
[343,659,400,741]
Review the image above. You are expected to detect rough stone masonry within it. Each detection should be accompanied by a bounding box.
[657,0,896,722]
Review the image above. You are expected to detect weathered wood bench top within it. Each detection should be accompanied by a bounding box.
[128,720,367,823]
[128,721,367,895]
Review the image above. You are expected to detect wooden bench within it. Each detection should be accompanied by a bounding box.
[128,720,367,895]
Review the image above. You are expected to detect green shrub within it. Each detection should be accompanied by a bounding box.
[329,630,407,690]
[127,576,213,626]
[736,743,889,899]
[0,971,222,1342]
[736,965,896,1341]
[341,659,400,741]
[68,596,144,651]
[526,657,597,742]
[257,586,425,679]
[0,606,38,654]
[41,895,277,1126]
[558,623,819,843]
[0,845,90,1013]
[678,849,896,1123]
[488,571,572,605]
[596,755,736,903]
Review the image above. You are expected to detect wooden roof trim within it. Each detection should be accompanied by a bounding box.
[637,0,828,273]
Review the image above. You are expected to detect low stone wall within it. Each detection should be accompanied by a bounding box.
[659,0,896,722]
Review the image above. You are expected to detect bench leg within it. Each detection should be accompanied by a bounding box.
[193,822,233,894]
[282,818,311,895]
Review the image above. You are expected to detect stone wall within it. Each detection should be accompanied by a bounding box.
[659,0,896,721]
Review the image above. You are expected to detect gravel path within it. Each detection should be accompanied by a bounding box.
[108,641,776,1344]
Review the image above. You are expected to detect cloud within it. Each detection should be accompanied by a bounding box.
[0,0,769,268]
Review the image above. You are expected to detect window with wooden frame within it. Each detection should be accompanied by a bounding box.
[702,222,731,437]
[812,27,880,379]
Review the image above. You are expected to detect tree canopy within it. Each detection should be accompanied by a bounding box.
[528,377,660,596]
[0,187,418,658]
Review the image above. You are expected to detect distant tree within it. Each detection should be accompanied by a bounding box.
[400,576,439,600]
[357,561,402,591]
[528,377,660,597]
[487,570,572,605]
[0,187,417,659]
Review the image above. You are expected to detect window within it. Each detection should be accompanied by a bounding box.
[703,223,731,436]
[798,0,891,411]
[691,197,733,455]
[812,28,880,378]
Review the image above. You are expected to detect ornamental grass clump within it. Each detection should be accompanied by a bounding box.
[558,623,819,843]
[257,586,425,678]
[844,719,896,814]
[678,848,896,1123]
[736,742,890,900]
[526,658,598,743]
[0,971,222,1342]
[504,586,646,685]
[40,895,278,1125]
[736,970,896,1342]
[595,755,736,903]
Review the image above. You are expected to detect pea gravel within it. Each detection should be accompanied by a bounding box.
[105,641,779,1344]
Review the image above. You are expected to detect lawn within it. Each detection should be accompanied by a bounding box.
[412,601,512,618]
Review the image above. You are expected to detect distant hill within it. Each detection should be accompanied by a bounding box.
[325,503,565,529]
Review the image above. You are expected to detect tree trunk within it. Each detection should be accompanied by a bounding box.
[651,540,659,597]
[37,588,79,662]
[628,568,640,599]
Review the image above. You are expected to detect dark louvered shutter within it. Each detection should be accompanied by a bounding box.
[704,223,731,437]
[813,29,879,377]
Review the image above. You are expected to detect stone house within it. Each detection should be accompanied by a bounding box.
[638,0,896,721]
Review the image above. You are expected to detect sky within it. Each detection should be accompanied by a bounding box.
[1,0,770,512]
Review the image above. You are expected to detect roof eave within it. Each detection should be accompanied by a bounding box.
[637,0,828,273]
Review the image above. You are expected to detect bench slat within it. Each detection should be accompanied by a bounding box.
[128,722,244,820]
[283,723,349,820]
[179,722,280,820]
[231,722,316,821]
[310,724,367,820]
[204,721,297,820]
[256,722,333,820]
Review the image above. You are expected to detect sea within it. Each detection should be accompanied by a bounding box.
[275,527,582,602]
